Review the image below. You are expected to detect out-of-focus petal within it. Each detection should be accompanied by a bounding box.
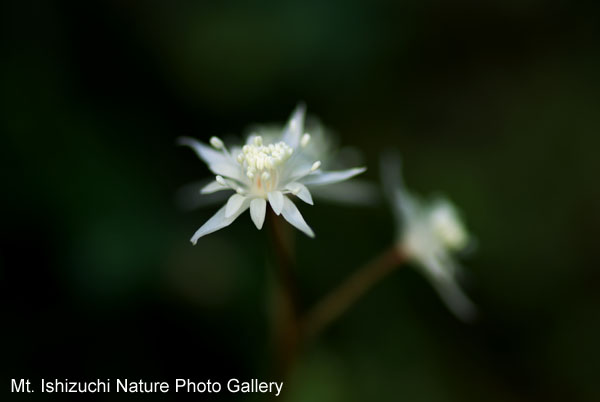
[281,104,306,148]
[431,274,477,322]
[309,180,380,206]
[379,151,405,204]
[421,254,477,322]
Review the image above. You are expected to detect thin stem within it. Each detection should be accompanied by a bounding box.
[301,246,405,340]
[267,209,301,381]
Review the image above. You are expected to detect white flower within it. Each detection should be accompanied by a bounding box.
[382,155,477,321]
[178,105,366,243]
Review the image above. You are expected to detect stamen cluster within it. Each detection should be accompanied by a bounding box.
[237,136,293,187]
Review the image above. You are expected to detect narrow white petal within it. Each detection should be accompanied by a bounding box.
[209,162,244,181]
[178,137,228,166]
[285,182,313,205]
[286,164,317,183]
[190,199,250,244]
[178,137,243,181]
[281,104,306,148]
[281,196,315,237]
[267,191,284,215]
[431,274,477,322]
[301,167,366,186]
[421,255,477,322]
[225,193,247,218]
[200,181,227,194]
[250,198,267,229]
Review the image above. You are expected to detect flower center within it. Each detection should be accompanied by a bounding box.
[429,204,468,251]
[237,136,293,197]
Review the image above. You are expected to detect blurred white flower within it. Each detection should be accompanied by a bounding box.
[382,155,477,321]
[178,105,366,243]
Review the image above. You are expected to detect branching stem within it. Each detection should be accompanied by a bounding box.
[301,247,405,339]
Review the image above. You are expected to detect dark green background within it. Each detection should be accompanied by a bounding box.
[2,1,599,401]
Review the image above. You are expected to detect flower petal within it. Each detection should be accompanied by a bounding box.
[286,164,317,183]
[281,196,315,237]
[225,193,247,218]
[200,180,227,194]
[285,182,313,205]
[379,151,405,204]
[267,191,284,215]
[301,167,366,186]
[178,137,243,181]
[431,274,477,322]
[281,104,306,148]
[190,199,250,244]
[421,254,477,322]
[250,198,267,229]
[208,162,244,181]
[178,137,229,166]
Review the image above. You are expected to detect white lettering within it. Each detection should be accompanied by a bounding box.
[175,379,220,393]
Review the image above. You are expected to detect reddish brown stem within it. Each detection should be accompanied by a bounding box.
[267,209,301,381]
[300,247,405,340]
